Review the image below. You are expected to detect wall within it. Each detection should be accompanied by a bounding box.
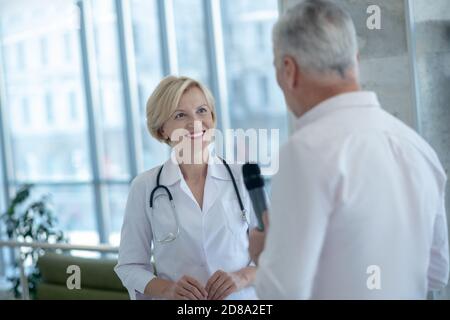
[412,0,450,298]
[281,0,417,128]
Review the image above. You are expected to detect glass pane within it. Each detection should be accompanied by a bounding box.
[221,0,289,155]
[173,0,211,86]
[129,0,169,170]
[30,185,98,245]
[105,184,129,245]
[0,152,5,277]
[91,0,130,180]
[0,0,92,182]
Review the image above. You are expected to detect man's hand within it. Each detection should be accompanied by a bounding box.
[163,275,208,300]
[249,211,269,264]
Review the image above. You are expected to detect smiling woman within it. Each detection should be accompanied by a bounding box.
[114,75,260,300]
[146,76,217,146]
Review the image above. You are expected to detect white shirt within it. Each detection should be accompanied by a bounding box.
[115,152,258,300]
[255,91,449,299]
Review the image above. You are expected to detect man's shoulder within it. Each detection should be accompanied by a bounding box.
[282,121,348,159]
[284,107,446,179]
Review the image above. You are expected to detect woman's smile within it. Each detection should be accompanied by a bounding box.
[186,130,206,140]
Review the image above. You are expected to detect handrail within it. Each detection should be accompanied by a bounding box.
[0,240,119,253]
[0,240,119,300]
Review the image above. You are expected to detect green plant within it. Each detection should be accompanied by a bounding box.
[0,184,67,299]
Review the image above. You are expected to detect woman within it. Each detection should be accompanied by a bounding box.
[115,76,258,300]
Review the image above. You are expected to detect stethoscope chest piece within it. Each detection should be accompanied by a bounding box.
[241,209,249,224]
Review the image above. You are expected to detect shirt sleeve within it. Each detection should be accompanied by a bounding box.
[114,176,156,300]
[254,139,335,299]
[427,179,449,291]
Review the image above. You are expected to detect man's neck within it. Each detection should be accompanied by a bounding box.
[294,79,361,118]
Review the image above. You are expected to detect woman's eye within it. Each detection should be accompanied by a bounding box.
[198,107,208,113]
[174,113,185,119]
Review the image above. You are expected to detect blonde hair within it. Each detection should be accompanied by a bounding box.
[146,75,216,144]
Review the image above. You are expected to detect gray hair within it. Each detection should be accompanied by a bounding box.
[273,0,358,77]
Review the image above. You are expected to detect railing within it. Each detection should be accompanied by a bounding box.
[0,240,119,300]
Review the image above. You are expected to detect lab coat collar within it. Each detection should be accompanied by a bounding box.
[295,91,380,131]
[159,147,232,186]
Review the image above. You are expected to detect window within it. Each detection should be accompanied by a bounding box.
[40,37,49,65]
[0,0,96,245]
[32,185,98,244]
[68,91,78,121]
[21,97,31,126]
[220,0,288,159]
[173,0,211,87]
[129,0,169,171]
[63,32,72,62]
[0,140,6,278]
[16,42,25,70]
[105,184,129,245]
[0,0,286,250]
[91,0,130,181]
[45,92,54,124]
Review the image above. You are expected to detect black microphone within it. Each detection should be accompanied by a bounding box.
[242,163,269,231]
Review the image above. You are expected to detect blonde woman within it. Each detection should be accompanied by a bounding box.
[115,76,258,300]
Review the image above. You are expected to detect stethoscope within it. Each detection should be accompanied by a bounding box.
[149,158,248,243]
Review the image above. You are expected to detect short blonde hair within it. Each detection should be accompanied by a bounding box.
[146,76,217,144]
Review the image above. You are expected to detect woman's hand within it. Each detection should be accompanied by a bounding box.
[205,268,255,300]
[162,275,208,300]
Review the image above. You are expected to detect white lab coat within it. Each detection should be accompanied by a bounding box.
[115,152,258,300]
[255,91,449,299]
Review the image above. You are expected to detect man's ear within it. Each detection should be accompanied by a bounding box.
[283,55,298,90]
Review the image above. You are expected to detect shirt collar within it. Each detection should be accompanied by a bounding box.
[159,147,232,186]
[295,91,380,131]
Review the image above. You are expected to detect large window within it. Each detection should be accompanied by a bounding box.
[129,0,168,171]
[0,0,97,244]
[173,0,211,87]
[0,0,287,251]
[221,0,288,140]
[91,0,130,181]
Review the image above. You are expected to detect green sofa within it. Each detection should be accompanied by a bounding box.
[35,252,129,300]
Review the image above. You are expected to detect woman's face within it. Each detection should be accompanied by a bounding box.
[160,86,215,158]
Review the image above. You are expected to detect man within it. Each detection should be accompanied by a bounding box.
[249,0,449,299]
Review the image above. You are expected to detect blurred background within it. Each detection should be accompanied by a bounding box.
[0,0,449,299]
[0,0,288,250]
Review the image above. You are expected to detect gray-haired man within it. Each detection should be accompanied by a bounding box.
[249,0,449,299]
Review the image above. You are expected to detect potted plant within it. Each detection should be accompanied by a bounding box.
[0,184,66,299]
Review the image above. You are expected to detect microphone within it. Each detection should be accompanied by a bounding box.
[242,163,269,231]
